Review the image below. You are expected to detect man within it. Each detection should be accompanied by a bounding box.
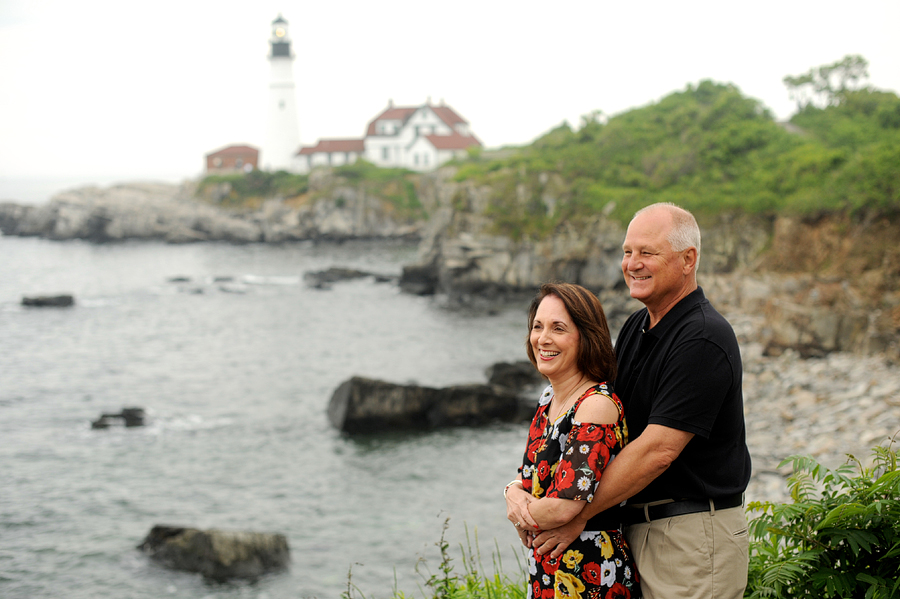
[533,202,752,598]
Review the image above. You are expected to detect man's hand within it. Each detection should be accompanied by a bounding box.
[531,518,585,558]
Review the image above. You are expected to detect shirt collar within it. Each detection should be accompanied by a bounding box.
[641,286,706,338]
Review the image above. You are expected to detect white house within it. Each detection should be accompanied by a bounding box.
[292,100,480,174]
[295,139,366,172]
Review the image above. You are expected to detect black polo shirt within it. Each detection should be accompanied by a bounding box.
[614,287,751,504]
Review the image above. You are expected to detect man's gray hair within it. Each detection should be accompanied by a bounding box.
[633,202,701,256]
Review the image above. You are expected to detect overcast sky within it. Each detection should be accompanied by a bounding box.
[1,0,898,202]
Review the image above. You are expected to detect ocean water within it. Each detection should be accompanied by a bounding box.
[0,236,533,598]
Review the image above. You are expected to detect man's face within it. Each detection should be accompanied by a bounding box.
[621,209,688,312]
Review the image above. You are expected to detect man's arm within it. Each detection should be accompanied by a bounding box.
[533,423,694,557]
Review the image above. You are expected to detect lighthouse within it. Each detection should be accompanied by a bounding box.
[262,14,300,171]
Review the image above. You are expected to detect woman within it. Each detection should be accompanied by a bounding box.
[505,283,640,599]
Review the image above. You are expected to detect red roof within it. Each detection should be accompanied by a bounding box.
[206,144,259,158]
[364,102,470,136]
[297,138,366,155]
[431,105,466,127]
[424,133,481,150]
[365,107,418,136]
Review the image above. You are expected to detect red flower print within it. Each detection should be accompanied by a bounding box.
[537,460,551,480]
[555,459,575,490]
[605,583,630,599]
[541,587,556,599]
[582,561,603,584]
[604,426,618,448]
[527,436,543,460]
[587,443,610,473]
[578,424,604,442]
[533,579,541,597]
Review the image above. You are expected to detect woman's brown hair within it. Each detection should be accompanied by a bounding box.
[525,282,617,383]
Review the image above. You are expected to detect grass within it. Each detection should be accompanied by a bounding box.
[341,518,527,599]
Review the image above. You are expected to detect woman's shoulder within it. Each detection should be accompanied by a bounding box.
[574,383,621,424]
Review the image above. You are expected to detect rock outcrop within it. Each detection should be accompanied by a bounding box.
[0,182,262,243]
[401,168,900,359]
[327,376,530,433]
[137,525,289,581]
[0,176,425,244]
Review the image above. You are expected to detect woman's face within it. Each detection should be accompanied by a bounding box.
[530,294,581,382]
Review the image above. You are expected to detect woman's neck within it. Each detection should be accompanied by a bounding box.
[548,372,589,419]
[550,371,587,402]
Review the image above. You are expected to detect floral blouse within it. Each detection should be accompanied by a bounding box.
[518,383,641,599]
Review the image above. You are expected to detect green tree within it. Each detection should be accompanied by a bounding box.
[784,54,870,110]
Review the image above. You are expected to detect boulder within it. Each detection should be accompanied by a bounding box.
[485,361,544,392]
[328,376,524,433]
[22,294,75,307]
[399,262,439,295]
[137,525,289,581]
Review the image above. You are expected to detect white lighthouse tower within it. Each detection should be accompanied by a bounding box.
[263,14,300,171]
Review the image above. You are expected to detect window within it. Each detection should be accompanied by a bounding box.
[414,154,419,166]
[382,147,390,160]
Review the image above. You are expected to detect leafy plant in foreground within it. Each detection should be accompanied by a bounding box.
[746,437,900,598]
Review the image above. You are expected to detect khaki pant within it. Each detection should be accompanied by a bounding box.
[624,505,749,599]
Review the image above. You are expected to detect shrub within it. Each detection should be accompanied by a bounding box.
[746,439,900,598]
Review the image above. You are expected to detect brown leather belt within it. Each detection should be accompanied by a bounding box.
[622,493,744,525]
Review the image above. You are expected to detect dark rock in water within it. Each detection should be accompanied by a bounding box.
[398,263,438,296]
[486,361,544,392]
[167,276,192,283]
[328,376,524,433]
[303,267,394,289]
[91,407,146,429]
[137,525,289,581]
[21,294,75,307]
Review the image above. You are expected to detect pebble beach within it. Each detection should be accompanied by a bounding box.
[732,312,900,505]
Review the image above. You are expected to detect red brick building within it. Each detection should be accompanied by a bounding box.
[205,145,260,174]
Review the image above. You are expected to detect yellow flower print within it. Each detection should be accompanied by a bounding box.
[554,570,585,598]
[597,531,614,559]
[532,472,544,497]
[562,549,583,569]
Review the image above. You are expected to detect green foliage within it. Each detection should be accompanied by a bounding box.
[196,162,427,220]
[341,518,527,599]
[445,57,899,236]
[334,160,425,219]
[405,518,526,599]
[197,170,308,207]
[746,440,900,598]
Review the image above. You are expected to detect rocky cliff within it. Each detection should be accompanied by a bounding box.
[0,174,422,244]
[402,168,900,360]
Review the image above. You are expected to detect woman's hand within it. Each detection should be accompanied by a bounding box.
[506,484,540,538]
